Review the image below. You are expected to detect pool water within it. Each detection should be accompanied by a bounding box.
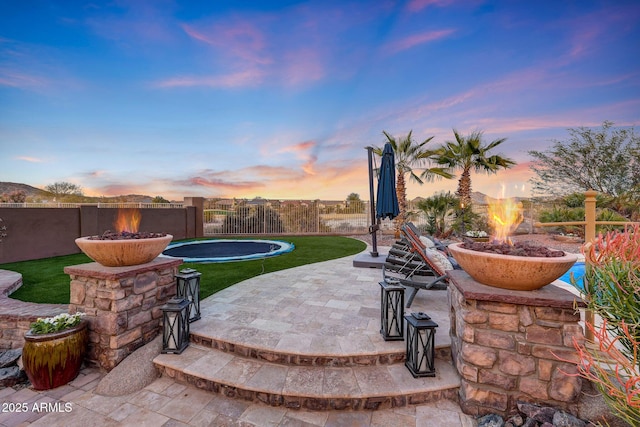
[162,239,294,263]
[559,262,585,290]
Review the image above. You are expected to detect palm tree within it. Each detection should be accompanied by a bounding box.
[374,130,451,237]
[432,129,516,209]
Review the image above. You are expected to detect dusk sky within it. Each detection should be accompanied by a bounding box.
[1,0,639,202]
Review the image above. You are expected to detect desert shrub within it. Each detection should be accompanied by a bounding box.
[538,207,585,236]
[416,192,458,236]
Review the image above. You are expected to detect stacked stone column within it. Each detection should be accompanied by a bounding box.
[447,270,586,417]
[65,257,182,371]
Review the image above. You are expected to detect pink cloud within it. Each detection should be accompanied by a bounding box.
[154,69,265,88]
[186,176,262,191]
[96,184,147,196]
[275,140,320,175]
[241,165,302,180]
[301,155,318,176]
[0,69,47,88]
[86,1,177,45]
[182,21,272,66]
[384,29,456,54]
[406,0,454,13]
[281,49,325,85]
[279,140,316,154]
[15,156,44,163]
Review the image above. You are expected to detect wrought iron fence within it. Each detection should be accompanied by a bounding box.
[202,199,429,236]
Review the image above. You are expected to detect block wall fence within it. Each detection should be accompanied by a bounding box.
[0,197,204,264]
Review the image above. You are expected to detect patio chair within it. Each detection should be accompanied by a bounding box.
[404,222,450,254]
[383,224,460,307]
[383,240,435,282]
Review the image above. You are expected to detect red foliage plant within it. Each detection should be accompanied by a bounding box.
[564,223,640,425]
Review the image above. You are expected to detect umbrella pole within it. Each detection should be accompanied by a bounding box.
[367,147,379,257]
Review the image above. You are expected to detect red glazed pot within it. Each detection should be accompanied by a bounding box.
[22,321,88,390]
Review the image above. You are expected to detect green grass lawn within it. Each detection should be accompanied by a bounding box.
[1,236,366,304]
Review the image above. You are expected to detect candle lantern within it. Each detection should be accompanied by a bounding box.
[379,280,405,341]
[405,312,438,377]
[161,298,190,354]
[176,268,201,322]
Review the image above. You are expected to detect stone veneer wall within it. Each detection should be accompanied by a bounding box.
[65,257,183,371]
[447,270,585,417]
[0,270,67,350]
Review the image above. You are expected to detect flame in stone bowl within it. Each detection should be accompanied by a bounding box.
[114,209,141,233]
[487,195,523,245]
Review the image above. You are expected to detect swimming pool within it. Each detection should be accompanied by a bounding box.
[162,239,294,263]
[559,262,585,290]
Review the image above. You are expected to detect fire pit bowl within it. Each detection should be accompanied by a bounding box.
[75,234,173,267]
[447,242,578,291]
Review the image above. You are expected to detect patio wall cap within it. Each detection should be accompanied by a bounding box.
[448,269,586,309]
[64,257,183,280]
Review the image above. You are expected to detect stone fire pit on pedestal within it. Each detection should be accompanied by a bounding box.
[448,242,577,291]
[68,209,181,370]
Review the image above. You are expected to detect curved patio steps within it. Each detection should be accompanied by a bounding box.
[153,343,460,412]
[189,331,452,367]
[153,254,460,412]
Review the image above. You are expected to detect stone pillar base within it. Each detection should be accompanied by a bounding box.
[65,257,183,371]
[447,270,586,417]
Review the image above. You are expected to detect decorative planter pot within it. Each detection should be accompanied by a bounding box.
[75,234,173,267]
[22,321,88,390]
[448,243,578,291]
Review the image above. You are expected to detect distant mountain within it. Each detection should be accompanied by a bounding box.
[0,182,51,198]
[0,182,158,203]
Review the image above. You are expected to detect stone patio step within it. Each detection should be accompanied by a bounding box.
[153,344,461,412]
[189,329,452,367]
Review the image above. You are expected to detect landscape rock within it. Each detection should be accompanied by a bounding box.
[0,366,26,387]
[94,335,162,396]
[577,381,632,427]
[517,402,555,424]
[506,414,524,426]
[0,348,21,368]
[478,413,505,427]
[552,411,586,427]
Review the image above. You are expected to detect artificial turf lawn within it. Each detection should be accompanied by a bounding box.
[2,236,367,304]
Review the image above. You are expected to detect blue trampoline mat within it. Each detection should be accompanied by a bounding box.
[162,239,294,263]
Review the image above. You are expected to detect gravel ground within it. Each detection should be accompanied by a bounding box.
[353,232,584,254]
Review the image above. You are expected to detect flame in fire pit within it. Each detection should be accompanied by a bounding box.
[487,190,523,244]
[114,209,141,233]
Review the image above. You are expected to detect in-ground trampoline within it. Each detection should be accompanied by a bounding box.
[162,239,294,263]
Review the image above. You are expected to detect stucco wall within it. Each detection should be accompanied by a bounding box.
[0,198,204,263]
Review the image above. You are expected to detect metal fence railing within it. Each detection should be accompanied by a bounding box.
[202,199,429,236]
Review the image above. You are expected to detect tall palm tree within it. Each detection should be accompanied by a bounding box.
[374,130,451,237]
[432,129,516,209]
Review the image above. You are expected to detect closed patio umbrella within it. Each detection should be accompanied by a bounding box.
[376,142,400,220]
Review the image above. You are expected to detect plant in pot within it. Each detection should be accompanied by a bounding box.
[567,224,640,425]
[22,312,88,390]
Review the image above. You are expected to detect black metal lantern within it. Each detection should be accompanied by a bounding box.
[176,268,201,322]
[161,298,190,354]
[405,312,438,377]
[379,280,405,341]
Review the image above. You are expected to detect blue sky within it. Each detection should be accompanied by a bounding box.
[1,0,639,201]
